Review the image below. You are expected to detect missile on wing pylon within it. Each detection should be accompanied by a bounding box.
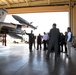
[12,15,37,29]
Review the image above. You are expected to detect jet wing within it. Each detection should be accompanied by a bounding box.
[0,22,27,29]
[0,26,26,35]
[0,26,25,39]
[12,15,37,29]
[8,33,23,39]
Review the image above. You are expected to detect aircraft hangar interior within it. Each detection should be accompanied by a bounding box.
[0,0,76,75]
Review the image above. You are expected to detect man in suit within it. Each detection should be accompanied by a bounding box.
[46,23,60,60]
[25,30,34,52]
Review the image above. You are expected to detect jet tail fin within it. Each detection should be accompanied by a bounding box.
[0,8,7,22]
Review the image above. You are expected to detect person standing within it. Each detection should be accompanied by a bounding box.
[67,27,72,58]
[25,30,34,52]
[33,35,36,49]
[46,23,60,60]
[37,34,42,50]
[64,32,67,53]
[43,32,49,51]
[59,33,65,52]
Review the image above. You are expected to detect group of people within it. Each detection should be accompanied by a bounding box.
[25,23,73,60]
[37,32,49,51]
[46,23,72,60]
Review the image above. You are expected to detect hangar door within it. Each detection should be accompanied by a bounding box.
[7,6,76,36]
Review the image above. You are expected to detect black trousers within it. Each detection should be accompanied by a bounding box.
[37,43,42,50]
[43,40,47,50]
[29,42,33,52]
[60,42,67,52]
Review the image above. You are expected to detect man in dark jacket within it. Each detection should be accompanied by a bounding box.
[59,33,65,52]
[46,23,60,60]
[25,30,34,52]
[37,34,42,50]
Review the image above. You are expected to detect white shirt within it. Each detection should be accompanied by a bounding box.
[67,32,72,42]
[43,34,49,41]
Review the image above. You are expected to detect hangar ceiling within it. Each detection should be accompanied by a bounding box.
[0,0,76,9]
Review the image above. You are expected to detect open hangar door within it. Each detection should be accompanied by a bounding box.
[8,6,69,32]
[2,5,76,46]
[7,5,76,36]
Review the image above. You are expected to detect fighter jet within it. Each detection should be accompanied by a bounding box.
[0,8,37,39]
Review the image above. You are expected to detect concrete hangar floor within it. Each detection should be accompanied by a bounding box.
[0,43,76,75]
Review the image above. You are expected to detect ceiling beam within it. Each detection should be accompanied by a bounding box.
[0,0,70,9]
[1,0,10,7]
[17,0,20,2]
[48,0,50,4]
[24,0,30,6]
[7,6,69,14]
[0,0,47,8]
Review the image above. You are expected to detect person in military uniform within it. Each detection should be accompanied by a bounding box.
[25,30,34,52]
[46,23,60,60]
